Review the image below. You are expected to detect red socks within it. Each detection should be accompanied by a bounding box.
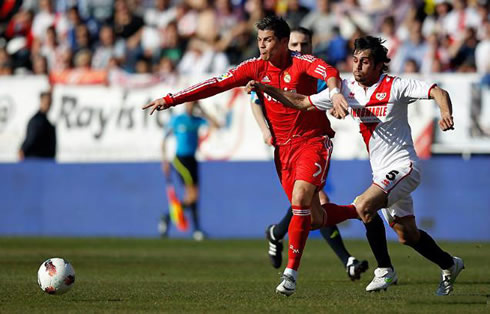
[321,203,359,226]
[286,205,311,271]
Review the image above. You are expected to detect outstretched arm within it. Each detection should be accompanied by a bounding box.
[429,86,454,131]
[246,81,312,111]
[143,62,254,114]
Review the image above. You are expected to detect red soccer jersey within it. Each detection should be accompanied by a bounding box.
[164,52,338,145]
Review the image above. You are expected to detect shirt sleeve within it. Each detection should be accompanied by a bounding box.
[165,59,256,106]
[304,56,340,84]
[308,88,332,111]
[393,77,436,103]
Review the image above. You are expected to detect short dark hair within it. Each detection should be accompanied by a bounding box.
[290,27,312,40]
[256,16,290,40]
[353,36,391,73]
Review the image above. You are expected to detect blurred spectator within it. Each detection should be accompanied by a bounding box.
[175,2,198,39]
[73,49,92,68]
[31,0,56,42]
[475,22,489,75]
[92,25,124,69]
[5,9,33,47]
[62,6,89,51]
[403,58,419,73]
[194,0,219,44]
[113,0,144,72]
[177,38,229,75]
[335,0,373,39]
[300,0,336,48]
[316,27,348,67]
[156,56,178,83]
[444,0,480,41]
[391,20,428,73]
[135,56,151,74]
[72,23,93,54]
[159,21,186,63]
[144,0,177,29]
[283,0,310,29]
[215,0,244,37]
[19,91,56,160]
[36,26,70,72]
[424,33,451,74]
[378,16,400,59]
[422,0,452,39]
[31,54,49,74]
[77,0,113,23]
[450,27,479,72]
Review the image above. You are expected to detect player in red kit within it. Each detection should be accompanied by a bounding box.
[143,16,356,296]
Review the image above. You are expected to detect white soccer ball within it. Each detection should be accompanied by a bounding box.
[37,258,75,295]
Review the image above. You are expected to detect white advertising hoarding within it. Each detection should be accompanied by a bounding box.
[0,74,488,162]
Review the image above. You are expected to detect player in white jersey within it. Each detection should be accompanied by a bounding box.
[246,36,464,296]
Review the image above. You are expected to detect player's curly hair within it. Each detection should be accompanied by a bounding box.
[354,36,391,73]
[256,16,290,40]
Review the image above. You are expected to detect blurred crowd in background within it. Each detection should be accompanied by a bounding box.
[0,0,488,86]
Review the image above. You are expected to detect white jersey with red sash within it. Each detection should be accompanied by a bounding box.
[310,74,435,173]
[310,74,436,221]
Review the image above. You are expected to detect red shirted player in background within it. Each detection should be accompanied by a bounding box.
[143,16,357,296]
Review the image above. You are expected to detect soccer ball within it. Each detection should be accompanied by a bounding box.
[37,258,75,295]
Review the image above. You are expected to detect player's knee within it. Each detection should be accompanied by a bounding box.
[291,189,311,207]
[354,197,375,223]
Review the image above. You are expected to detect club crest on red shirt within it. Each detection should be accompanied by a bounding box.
[376,92,387,101]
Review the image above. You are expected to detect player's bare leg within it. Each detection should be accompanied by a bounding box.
[391,216,464,296]
[353,184,388,224]
[276,180,316,296]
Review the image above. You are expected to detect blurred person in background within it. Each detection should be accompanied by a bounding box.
[112,0,144,72]
[422,0,452,39]
[300,0,337,49]
[444,0,480,41]
[252,26,370,281]
[282,0,310,29]
[177,38,229,75]
[92,24,125,69]
[159,101,220,241]
[19,91,56,160]
[31,54,49,74]
[31,0,56,42]
[449,27,479,72]
[378,16,400,60]
[391,19,428,73]
[144,0,177,29]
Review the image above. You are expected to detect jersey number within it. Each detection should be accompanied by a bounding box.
[386,170,400,181]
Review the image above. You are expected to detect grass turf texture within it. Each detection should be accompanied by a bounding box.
[0,238,488,313]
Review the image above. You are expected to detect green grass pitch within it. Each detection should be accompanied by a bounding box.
[0,237,488,313]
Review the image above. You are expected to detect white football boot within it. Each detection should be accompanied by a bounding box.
[276,274,296,296]
[365,267,398,292]
[436,256,464,296]
[346,256,369,281]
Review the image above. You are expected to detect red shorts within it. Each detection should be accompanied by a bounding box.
[274,136,333,202]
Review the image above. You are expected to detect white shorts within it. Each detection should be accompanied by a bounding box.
[372,162,421,226]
